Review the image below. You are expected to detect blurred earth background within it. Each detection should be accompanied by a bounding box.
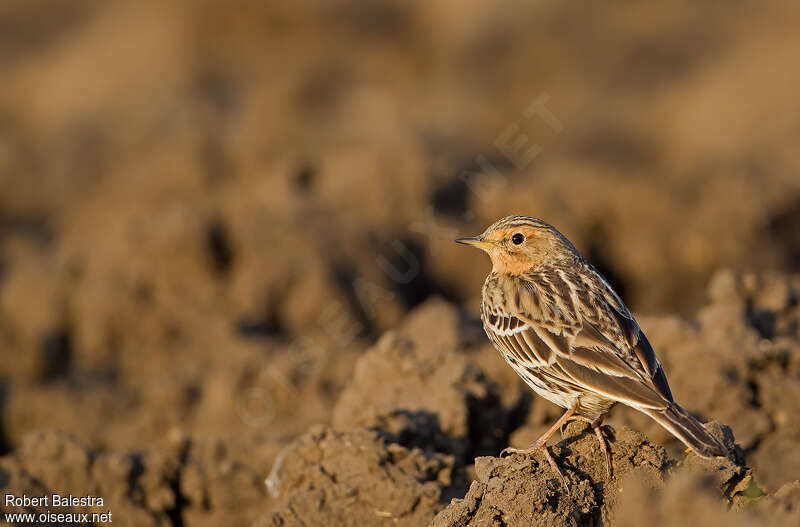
[0,1,799,525]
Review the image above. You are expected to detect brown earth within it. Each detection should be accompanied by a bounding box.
[1,274,800,525]
[263,276,800,526]
[1,1,800,526]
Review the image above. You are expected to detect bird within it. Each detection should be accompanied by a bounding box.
[456,215,726,486]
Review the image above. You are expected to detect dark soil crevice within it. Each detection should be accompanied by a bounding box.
[205,219,234,277]
[165,441,190,527]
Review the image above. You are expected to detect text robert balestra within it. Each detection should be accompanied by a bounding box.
[5,493,105,507]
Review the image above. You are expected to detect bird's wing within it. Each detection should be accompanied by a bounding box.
[570,266,675,404]
[483,269,672,410]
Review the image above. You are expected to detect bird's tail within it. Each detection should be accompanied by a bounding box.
[641,404,727,458]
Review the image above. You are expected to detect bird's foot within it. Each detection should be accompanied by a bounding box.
[499,439,569,489]
[562,415,613,479]
[594,425,612,480]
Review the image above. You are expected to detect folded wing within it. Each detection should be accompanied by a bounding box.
[483,267,675,410]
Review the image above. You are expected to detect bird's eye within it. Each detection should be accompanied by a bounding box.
[511,233,524,245]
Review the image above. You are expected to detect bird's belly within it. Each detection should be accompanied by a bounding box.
[509,363,576,410]
[575,393,616,418]
[508,362,616,418]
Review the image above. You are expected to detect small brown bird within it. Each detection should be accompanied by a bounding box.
[456,216,725,485]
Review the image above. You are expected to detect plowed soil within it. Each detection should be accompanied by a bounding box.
[1,2,800,526]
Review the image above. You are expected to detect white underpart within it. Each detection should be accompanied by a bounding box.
[508,358,576,409]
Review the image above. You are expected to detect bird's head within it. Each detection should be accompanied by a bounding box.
[455,216,580,274]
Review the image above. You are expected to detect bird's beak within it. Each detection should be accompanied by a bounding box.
[455,236,494,251]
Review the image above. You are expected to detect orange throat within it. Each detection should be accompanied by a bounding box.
[490,252,533,275]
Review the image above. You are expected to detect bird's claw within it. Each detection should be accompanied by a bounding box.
[499,446,524,458]
[498,442,570,490]
[499,439,545,458]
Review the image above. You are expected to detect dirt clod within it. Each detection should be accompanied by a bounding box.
[333,298,508,461]
[432,422,670,527]
[263,425,455,527]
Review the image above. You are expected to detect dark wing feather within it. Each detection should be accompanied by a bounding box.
[482,309,561,368]
[631,331,674,403]
[591,283,675,404]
